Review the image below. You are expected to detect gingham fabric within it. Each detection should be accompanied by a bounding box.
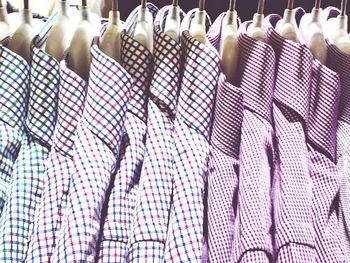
[307,56,344,262]
[0,45,59,262]
[231,21,275,262]
[266,14,316,261]
[205,14,244,263]
[163,18,220,261]
[24,57,87,263]
[51,45,132,262]
[327,34,350,260]
[0,47,30,213]
[97,5,157,262]
[125,6,184,262]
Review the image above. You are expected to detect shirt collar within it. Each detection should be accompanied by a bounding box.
[154,5,186,31]
[265,14,313,123]
[180,8,212,34]
[0,46,30,130]
[54,54,87,157]
[121,31,153,122]
[237,21,275,121]
[31,11,59,49]
[308,59,340,161]
[211,73,243,159]
[82,44,132,156]
[176,30,220,139]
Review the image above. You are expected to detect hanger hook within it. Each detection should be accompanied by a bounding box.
[112,0,118,11]
[341,0,347,16]
[287,0,294,10]
[314,0,321,9]
[141,0,147,8]
[199,0,205,11]
[24,0,29,9]
[229,0,236,11]
[257,0,265,14]
[173,0,179,6]
[82,0,87,7]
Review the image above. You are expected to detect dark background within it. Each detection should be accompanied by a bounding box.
[118,0,344,22]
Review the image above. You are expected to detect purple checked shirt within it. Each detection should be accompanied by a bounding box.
[205,13,244,263]
[266,14,316,262]
[232,21,275,262]
[51,45,132,263]
[126,6,185,262]
[24,56,87,263]
[0,47,30,213]
[163,9,220,263]
[97,4,157,263]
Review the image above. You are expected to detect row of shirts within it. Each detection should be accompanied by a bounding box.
[0,3,349,262]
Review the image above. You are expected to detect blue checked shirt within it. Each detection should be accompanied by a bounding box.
[97,4,158,262]
[24,56,87,263]
[0,42,60,261]
[163,9,220,262]
[0,46,30,213]
[52,45,132,262]
[126,6,185,262]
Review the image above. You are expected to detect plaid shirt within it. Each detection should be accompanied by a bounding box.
[205,13,244,262]
[266,14,316,261]
[51,45,132,262]
[163,10,220,262]
[24,57,87,262]
[0,47,30,213]
[98,4,157,262]
[125,6,185,262]
[231,21,275,262]
[0,44,60,262]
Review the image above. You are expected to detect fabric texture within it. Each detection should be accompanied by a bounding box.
[232,21,275,263]
[24,56,87,263]
[0,46,30,213]
[0,46,59,262]
[163,9,220,261]
[51,45,132,263]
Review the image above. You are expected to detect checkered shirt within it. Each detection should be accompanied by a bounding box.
[231,21,275,263]
[24,57,87,263]
[163,29,220,262]
[0,47,30,213]
[125,6,185,262]
[266,14,317,262]
[327,38,350,260]
[204,14,244,263]
[51,45,132,263]
[307,57,344,261]
[97,6,157,262]
[0,45,59,262]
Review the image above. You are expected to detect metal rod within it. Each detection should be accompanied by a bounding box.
[314,0,321,9]
[287,0,294,9]
[229,0,236,11]
[82,0,87,7]
[341,0,347,16]
[173,0,179,6]
[257,0,265,14]
[199,0,205,11]
[112,0,118,11]
[141,0,146,8]
[24,0,29,9]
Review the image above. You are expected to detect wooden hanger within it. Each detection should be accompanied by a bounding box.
[0,0,12,41]
[45,0,78,61]
[220,0,239,84]
[276,0,299,41]
[133,0,154,52]
[189,0,207,43]
[299,0,327,64]
[100,0,122,62]
[8,0,35,63]
[67,0,94,81]
[326,0,350,54]
[247,0,266,42]
[164,0,181,42]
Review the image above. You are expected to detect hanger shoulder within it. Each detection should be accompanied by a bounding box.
[133,6,154,51]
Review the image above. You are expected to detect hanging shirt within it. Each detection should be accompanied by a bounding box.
[205,13,244,263]
[24,56,87,263]
[97,4,158,263]
[0,20,60,261]
[126,5,185,262]
[0,46,30,213]
[163,9,220,263]
[266,13,316,262]
[232,21,275,262]
[51,44,132,263]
